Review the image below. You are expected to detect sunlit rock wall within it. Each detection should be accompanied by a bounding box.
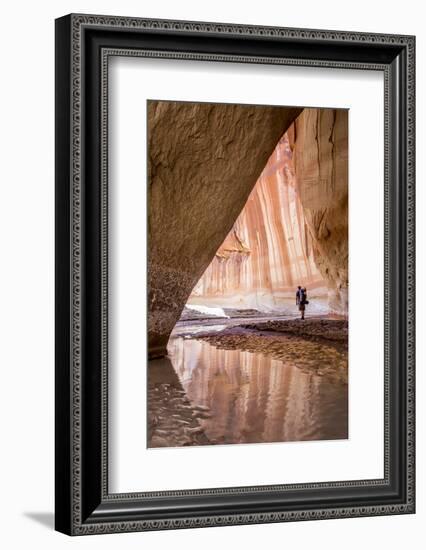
[188,133,326,312]
[148,101,302,357]
[288,108,348,315]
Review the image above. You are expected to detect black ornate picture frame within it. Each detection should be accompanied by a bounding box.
[55,13,415,535]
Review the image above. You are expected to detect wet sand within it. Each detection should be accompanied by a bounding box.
[240,318,348,345]
[148,357,211,448]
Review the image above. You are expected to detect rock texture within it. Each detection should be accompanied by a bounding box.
[148,101,302,357]
[189,133,325,310]
[288,109,348,315]
[240,319,348,345]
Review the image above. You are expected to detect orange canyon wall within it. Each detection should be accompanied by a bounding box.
[188,108,348,316]
[188,129,326,311]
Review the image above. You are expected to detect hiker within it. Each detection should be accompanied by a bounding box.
[298,286,308,320]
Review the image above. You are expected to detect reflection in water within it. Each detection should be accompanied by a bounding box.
[148,325,348,447]
[147,356,210,448]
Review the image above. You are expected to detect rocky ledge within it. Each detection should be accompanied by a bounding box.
[241,318,348,345]
[195,319,348,385]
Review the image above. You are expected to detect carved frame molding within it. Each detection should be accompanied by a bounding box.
[55,14,415,535]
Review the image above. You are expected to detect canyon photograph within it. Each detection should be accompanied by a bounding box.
[147,100,348,448]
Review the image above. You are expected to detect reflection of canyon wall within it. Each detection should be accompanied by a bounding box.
[168,336,348,443]
[188,133,326,311]
[288,109,349,315]
[148,101,302,357]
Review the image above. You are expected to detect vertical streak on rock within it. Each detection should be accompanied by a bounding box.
[189,133,325,310]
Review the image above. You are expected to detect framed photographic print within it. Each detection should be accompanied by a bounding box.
[55,14,415,535]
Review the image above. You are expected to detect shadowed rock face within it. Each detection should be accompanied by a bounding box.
[288,109,348,315]
[148,101,302,357]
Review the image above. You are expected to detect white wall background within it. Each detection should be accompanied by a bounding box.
[0,0,423,548]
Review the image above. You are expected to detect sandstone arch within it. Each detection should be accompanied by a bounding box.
[148,101,302,357]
